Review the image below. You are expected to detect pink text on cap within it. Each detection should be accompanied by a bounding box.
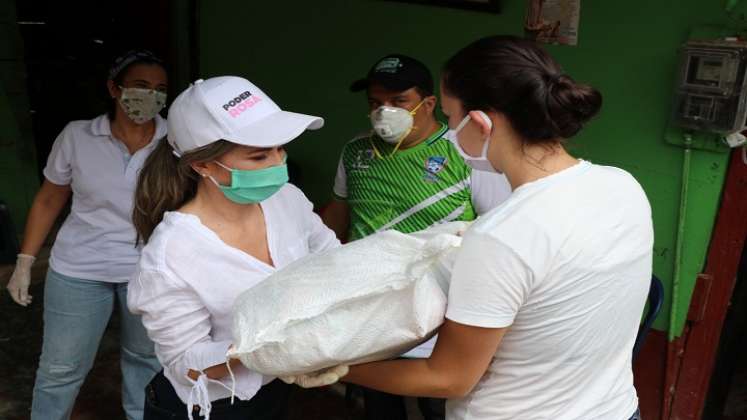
[222,90,263,118]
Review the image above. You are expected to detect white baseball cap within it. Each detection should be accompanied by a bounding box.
[167,76,324,155]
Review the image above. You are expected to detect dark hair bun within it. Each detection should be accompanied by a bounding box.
[545,75,602,139]
[443,35,602,143]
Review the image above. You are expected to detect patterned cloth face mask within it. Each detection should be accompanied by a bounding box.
[118,87,167,124]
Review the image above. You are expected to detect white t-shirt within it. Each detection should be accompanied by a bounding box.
[127,184,340,405]
[446,161,653,420]
[44,114,167,282]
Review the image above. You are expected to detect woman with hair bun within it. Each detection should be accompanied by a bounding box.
[290,35,651,420]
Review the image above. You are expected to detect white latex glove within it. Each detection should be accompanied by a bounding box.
[280,365,349,388]
[6,254,35,306]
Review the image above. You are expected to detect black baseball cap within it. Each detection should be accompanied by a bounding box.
[350,54,434,95]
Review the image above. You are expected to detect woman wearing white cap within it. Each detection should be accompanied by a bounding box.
[127,76,340,419]
[5,49,167,420]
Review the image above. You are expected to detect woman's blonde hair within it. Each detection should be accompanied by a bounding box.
[132,139,237,244]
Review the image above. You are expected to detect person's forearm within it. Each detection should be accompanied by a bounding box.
[331,219,349,242]
[344,358,464,399]
[20,189,70,256]
[321,202,350,241]
[344,321,504,399]
[188,358,242,381]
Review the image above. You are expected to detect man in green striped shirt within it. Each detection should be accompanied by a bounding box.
[324,54,510,241]
[322,54,511,420]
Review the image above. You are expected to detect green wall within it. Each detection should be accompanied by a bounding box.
[196,0,731,336]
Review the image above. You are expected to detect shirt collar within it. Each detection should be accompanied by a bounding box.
[424,122,448,145]
[90,114,112,136]
[91,114,167,145]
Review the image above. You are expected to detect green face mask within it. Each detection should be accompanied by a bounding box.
[210,159,289,204]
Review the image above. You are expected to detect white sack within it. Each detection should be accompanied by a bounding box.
[229,222,467,376]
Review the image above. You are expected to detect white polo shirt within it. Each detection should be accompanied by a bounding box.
[128,184,340,406]
[44,114,167,282]
[446,161,653,420]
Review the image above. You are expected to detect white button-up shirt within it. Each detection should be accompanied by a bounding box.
[44,114,167,282]
[128,184,340,405]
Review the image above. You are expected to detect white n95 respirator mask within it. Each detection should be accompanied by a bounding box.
[371,106,414,144]
[370,100,425,145]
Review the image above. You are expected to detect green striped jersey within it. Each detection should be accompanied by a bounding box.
[333,122,477,241]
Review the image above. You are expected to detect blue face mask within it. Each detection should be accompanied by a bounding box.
[209,159,289,204]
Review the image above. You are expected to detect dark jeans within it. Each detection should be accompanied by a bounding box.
[144,371,291,420]
[360,386,445,420]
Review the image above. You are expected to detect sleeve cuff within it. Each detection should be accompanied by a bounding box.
[446,307,514,329]
[181,339,233,372]
[43,169,71,186]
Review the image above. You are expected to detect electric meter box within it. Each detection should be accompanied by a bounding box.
[673,39,747,134]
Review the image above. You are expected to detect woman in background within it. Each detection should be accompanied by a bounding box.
[6,49,168,420]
